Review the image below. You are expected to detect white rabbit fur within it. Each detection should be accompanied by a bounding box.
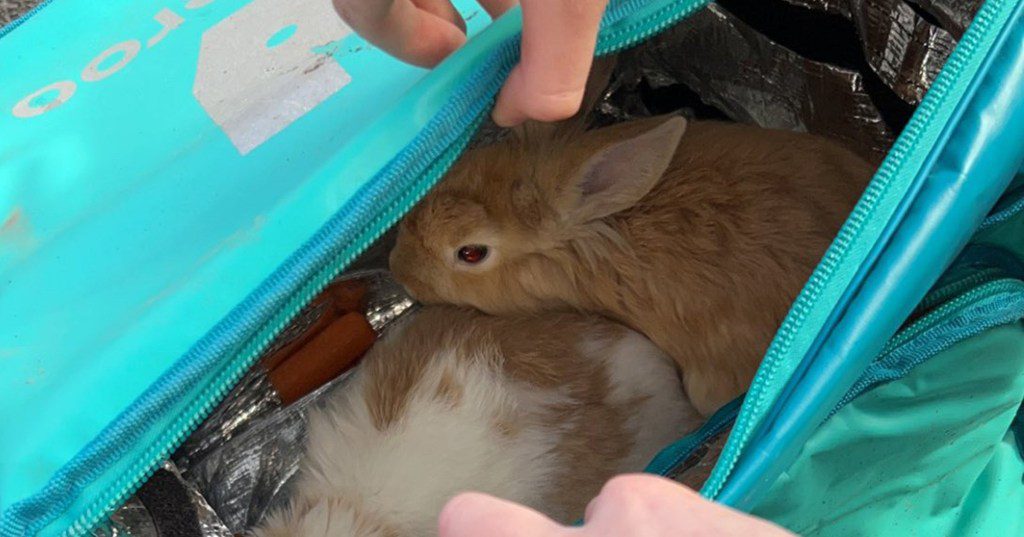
[253,306,700,537]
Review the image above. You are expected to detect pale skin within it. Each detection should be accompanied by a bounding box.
[331,0,609,126]
[331,2,791,535]
[439,474,796,537]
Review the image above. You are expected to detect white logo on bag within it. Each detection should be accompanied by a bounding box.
[193,0,353,155]
[10,0,354,156]
[11,5,192,119]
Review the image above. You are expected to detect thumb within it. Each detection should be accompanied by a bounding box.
[438,493,566,537]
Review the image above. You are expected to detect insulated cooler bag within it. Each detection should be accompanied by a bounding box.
[1,0,1023,535]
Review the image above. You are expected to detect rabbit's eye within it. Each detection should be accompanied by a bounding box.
[457,245,489,264]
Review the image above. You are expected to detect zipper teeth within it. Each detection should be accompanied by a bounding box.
[702,0,1001,498]
[886,278,1022,353]
[66,326,285,534]
[916,268,1002,313]
[64,112,487,537]
[835,278,1024,414]
[52,0,1002,528]
[980,192,1024,230]
[0,0,55,39]
[57,3,709,534]
[597,0,709,54]
[654,400,741,476]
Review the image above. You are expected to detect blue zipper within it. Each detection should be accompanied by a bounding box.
[6,0,1018,533]
[1,2,712,535]
[645,396,745,477]
[703,0,1021,501]
[649,275,1024,481]
[0,0,55,39]
[914,243,1024,316]
[833,278,1024,414]
[979,181,1024,231]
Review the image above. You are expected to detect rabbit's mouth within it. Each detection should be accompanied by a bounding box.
[389,269,430,303]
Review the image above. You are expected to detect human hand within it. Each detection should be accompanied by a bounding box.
[438,474,796,537]
[331,0,610,126]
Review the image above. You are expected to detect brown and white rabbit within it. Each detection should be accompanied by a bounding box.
[253,306,699,537]
[389,113,872,416]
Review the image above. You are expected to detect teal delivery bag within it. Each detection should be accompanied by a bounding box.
[2,0,1023,535]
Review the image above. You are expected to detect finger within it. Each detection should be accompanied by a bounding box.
[583,495,598,523]
[333,0,467,67]
[492,0,609,126]
[476,0,519,19]
[438,492,566,537]
[583,474,688,534]
[412,0,466,33]
[585,475,795,537]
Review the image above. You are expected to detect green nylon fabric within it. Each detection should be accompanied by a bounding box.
[754,323,1024,535]
[751,209,1024,535]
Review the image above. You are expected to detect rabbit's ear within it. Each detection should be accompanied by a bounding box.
[565,115,688,223]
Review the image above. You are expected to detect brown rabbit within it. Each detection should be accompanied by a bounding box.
[389,114,872,416]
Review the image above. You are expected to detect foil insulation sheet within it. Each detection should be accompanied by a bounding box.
[778,0,959,103]
[786,0,982,37]
[852,0,957,104]
[172,269,416,533]
[909,0,985,37]
[671,427,733,491]
[174,370,284,473]
[161,462,234,537]
[591,68,665,126]
[0,0,42,25]
[624,3,894,163]
[174,462,235,537]
[91,463,231,537]
[90,497,157,537]
[174,269,411,471]
[183,384,323,532]
[73,0,985,530]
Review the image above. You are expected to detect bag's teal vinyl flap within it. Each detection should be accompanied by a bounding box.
[0,0,497,524]
[0,1,716,534]
[8,0,1021,533]
[715,0,1024,508]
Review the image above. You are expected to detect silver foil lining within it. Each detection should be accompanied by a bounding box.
[90,497,156,537]
[174,268,412,473]
[0,0,43,25]
[909,0,985,37]
[183,376,333,532]
[90,462,231,537]
[96,0,986,532]
[625,3,894,162]
[601,0,979,162]
[785,0,982,37]
[845,0,957,104]
[170,462,235,537]
[739,0,969,104]
[173,269,415,534]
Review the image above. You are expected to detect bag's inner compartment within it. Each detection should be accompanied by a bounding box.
[87,1,1021,535]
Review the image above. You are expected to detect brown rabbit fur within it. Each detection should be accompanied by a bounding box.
[254,306,698,536]
[390,87,873,416]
